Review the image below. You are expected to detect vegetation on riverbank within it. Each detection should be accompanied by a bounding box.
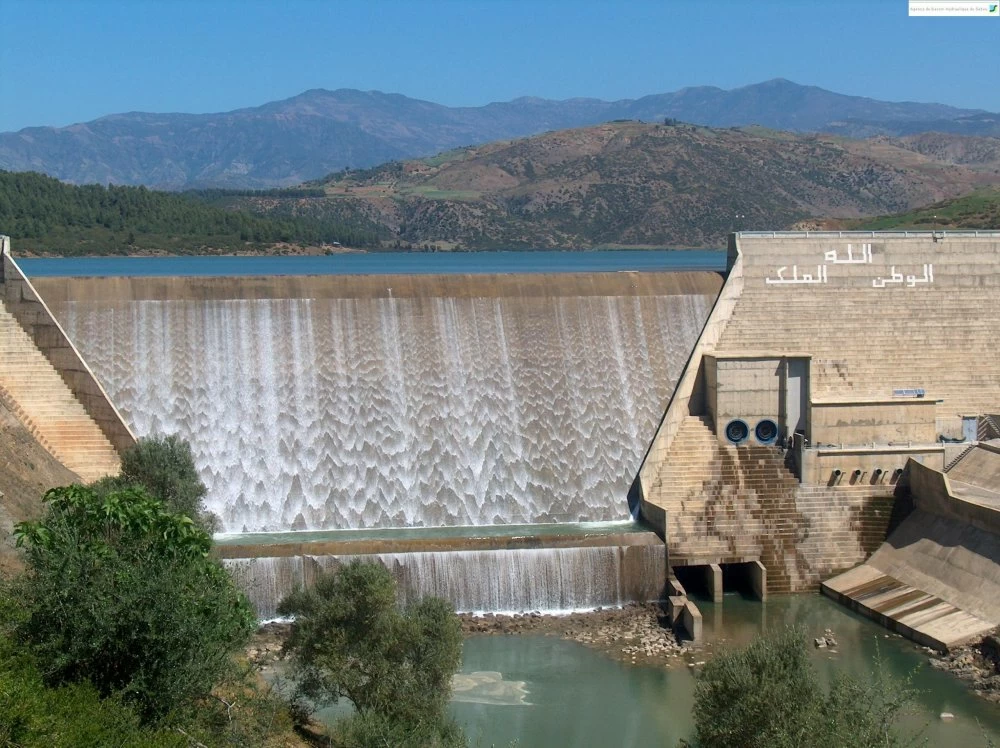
[0,435,467,747]
[686,627,923,748]
[0,437,308,746]
[278,560,466,747]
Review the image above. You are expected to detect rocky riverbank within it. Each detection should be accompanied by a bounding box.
[457,602,704,667]
[250,604,701,670]
[930,631,1000,703]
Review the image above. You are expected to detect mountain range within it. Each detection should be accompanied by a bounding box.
[2,79,999,190]
[233,123,1000,249]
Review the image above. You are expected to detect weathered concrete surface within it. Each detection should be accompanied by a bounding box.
[638,232,1000,593]
[31,270,723,302]
[823,564,994,652]
[748,560,767,601]
[1,242,135,461]
[947,443,1000,503]
[823,458,1000,651]
[214,529,663,559]
[704,563,723,603]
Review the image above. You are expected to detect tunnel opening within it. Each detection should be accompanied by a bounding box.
[722,561,767,601]
[672,561,766,602]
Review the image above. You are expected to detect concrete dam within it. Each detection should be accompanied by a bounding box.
[9,231,999,647]
[33,270,721,616]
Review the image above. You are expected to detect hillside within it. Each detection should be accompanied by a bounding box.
[853,189,1000,231]
[0,171,383,255]
[240,122,1000,249]
[1,80,997,190]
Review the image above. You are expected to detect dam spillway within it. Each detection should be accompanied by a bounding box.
[42,272,717,535]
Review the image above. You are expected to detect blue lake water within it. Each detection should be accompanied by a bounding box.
[17,249,726,277]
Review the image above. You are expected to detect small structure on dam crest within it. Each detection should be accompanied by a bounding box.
[634,231,1000,649]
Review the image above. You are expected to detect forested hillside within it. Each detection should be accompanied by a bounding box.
[0,171,382,255]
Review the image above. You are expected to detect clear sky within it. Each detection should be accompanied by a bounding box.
[1,0,998,132]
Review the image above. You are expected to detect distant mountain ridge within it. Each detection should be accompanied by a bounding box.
[251,121,1000,249]
[1,79,996,190]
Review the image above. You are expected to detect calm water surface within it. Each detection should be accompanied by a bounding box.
[451,594,1000,747]
[17,250,726,277]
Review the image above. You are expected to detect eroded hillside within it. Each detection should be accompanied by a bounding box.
[246,122,1000,248]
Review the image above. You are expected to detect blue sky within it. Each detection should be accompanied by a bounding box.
[1,0,998,132]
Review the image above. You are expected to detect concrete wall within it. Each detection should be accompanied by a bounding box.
[866,507,1000,625]
[803,444,944,486]
[909,459,1000,535]
[711,356,783,444]
[947,443,1000,490]
[718,231,1000,439]
[31,270,724,302]
[811,400,938,446]
[636,237,744,502]
[0,245,136,456]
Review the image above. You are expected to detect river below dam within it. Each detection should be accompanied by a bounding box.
[446,595,1000,747]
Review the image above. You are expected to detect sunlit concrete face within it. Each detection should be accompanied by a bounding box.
[53,286,712,532]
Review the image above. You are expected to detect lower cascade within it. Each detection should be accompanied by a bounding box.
[224,544,666,619]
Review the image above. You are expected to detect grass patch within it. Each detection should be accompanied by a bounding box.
[854,189,1000,230]
[399,186,483,201]
[421,149,470,167]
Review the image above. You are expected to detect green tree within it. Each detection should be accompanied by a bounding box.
[689,627,923,748]
[113,433,219,533]
[9,484,255,723]
[277,560,464,746]
[0,630,185,748]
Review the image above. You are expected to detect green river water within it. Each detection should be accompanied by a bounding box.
[446,594,1000,747]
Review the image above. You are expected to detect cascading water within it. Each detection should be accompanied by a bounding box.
[223,545,666,619]
[56,292,710,533]
[51,283,711,615]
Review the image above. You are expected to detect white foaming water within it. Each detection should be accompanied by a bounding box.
[224,545,667,619]
[56,293,709,532]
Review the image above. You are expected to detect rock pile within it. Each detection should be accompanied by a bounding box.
[458,603,693,666]
[930,631,1000,703]
[813,629,838,650]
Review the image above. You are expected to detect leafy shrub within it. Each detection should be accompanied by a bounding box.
[690,626,921,748]
[10,484,255,722]
[117,434,219,532]
[278,560,464,745]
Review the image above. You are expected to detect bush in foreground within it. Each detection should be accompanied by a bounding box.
[10,483,256,722]
[0,630,185,747]
[689,626,922,748]
[108,433,220,533]
[278,560,465,747]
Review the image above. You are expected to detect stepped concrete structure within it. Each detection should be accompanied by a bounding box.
[823,458,1000,651]
[0,236,135,482]
[634,231,1000,640]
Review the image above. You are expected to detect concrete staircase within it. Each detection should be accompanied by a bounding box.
[0,301,120,482]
